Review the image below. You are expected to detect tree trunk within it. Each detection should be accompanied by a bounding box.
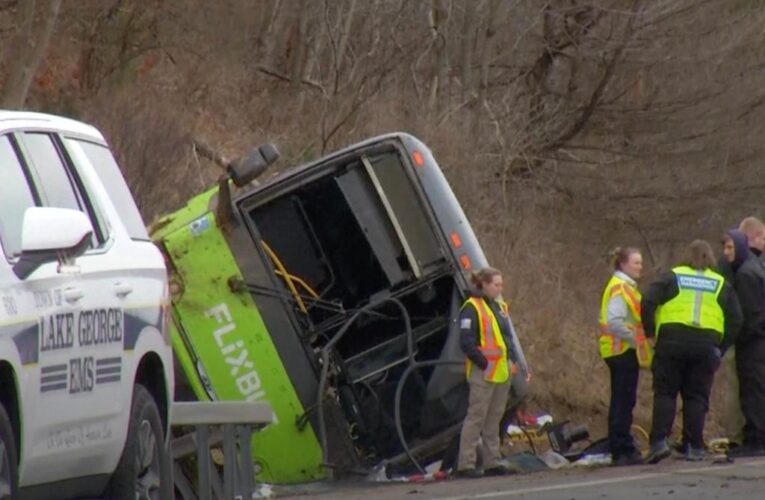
[1,0,62,108]
[290,0,310,90]
[253,0,281,64]
[474,0,500,134]
[334,0,357,69]
[461,0,478,102]
[2,0,36,108]
[429,0,451,113]
[302,2,327,85]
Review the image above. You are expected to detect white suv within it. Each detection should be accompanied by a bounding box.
[0,112,173,499]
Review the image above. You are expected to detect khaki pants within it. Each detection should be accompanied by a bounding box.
[722,347,744,444]
[457,368,510,470]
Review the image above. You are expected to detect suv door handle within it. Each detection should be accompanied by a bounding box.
[114,283,133,297]
[63,287,84,303]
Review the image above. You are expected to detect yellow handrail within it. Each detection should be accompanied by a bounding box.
[260,240,308,314]
[274,270,320,299]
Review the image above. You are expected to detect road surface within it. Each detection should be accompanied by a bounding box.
[278,457,765,499]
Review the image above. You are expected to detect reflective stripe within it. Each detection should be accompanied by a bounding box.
[655,266,724,337]
[598,274,643,359]
[486,360,498,380]
[463,297,509,383]
[691,270,704,327]
[621,285,641,317]
[474,300,496,350]
[473,299,502,381]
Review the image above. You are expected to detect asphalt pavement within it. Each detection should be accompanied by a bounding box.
[277,456,765,500]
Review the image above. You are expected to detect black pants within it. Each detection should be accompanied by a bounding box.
[605,350,639,458]
[650,347,718,449]
[736,338,765,446]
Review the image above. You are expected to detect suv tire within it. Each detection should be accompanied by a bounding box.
[0,403,18,500]
[105,384,170,500]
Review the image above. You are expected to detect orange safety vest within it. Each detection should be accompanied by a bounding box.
[598,274,652,368]
[463,297,510,383]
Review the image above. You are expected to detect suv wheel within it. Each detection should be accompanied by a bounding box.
[105,384,170,500]
[0,404,17,500]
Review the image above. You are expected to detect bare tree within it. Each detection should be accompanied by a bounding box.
[8,0,765,432]
[428,0,451,112]
[77,0,164,94]
[459,1,479,102]
[289,0,310,90]
[1,0,62,108]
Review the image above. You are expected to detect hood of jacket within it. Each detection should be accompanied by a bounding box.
[726,228,750,272]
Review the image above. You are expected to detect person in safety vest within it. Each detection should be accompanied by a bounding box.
[455,267,514,478]
[599,246,646,466]
[642,240,742,464]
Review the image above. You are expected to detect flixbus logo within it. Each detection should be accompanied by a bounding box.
[204,303,269,404]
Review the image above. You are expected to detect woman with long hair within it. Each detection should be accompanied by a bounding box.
[642,240,742,463]
[454,267,513,478]
[598,246,645,466]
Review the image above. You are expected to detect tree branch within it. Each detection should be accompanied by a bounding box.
[255,64,324,92]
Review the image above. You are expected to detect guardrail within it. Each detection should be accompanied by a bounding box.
[171,402,274,500]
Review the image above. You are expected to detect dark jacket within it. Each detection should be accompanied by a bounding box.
[734,247,765,344]
[641,268,742,354]
[459,294,516,370]
[718,229,750,282]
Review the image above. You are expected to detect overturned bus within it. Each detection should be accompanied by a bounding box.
[151,133,530,483]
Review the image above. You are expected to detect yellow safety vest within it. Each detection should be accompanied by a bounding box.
[599,274,652,367]
[462,297,510,383]
[655,265,725,338]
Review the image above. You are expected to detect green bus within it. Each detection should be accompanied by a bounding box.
[152,133,530,483]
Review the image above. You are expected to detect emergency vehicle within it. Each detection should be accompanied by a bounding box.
[0,111,173,499]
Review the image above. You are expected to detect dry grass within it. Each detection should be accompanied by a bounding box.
[2,0,757,448]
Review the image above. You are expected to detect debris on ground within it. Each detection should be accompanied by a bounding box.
[539,450,570,469]
[572,453,612,467]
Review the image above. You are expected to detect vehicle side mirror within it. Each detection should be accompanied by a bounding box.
[13,207,93,279]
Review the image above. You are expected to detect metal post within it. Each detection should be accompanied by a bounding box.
[238,424,254,496]
[210,461,225,500]
[223,424,237,499]
[196,425,212,500]
[171,402,273,499]
[173,461,199,500]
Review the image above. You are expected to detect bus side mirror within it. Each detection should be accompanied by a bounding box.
[228,143,280,187]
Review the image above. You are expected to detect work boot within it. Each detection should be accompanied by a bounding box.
[646,440,671,464]
[727,443,765,458]
[484,464,512,476]
[453,468,484,479]
[684,447,707,462]
[612,453,644,467]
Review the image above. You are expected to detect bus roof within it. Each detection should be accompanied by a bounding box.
[233,132,429,200]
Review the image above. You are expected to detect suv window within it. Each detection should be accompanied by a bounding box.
[22,132,107,247]
[66,139,149,241]
[22,133,81,212]
[0,135,37,257]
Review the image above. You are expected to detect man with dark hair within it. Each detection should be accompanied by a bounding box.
[718,229,748,449]
[729,217,765,457]
[641,240,742,463]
